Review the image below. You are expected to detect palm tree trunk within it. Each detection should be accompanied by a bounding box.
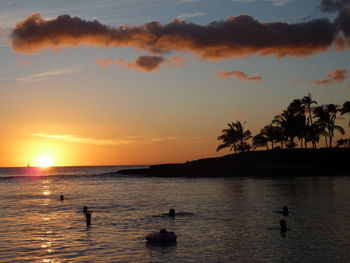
[308,107,313,125]
[328,128,333,148]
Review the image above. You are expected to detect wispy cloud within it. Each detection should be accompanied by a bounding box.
[32,133,132,145]
[177,12,206,19]
[180,0,200,3]
[0,67,79,83]
[31,133,181,145]
[232,0,292,6]
[16,56,30,66]
[96,55,186,72]
[310,69,348,85]
[217,70,262,82]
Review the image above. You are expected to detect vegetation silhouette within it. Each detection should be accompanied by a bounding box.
[217,94,349,152]
[117,94,350,177]
[217,121,252,154]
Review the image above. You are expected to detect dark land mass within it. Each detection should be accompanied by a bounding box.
[115,148,350,177]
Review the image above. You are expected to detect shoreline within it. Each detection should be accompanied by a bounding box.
[116,148,350,177]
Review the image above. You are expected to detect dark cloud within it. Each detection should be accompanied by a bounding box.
[310,68,347,85]
[11,12,349,59]
[217,70,262,82]
[319,0,350,12]
[96,55,185,72]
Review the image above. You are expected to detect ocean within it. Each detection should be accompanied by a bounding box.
[0,166,349,262]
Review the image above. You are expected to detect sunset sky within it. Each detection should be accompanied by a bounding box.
[1,0,350,167]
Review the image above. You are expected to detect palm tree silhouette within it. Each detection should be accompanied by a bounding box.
[217,122,239,154]
[341,101,350,145]
[341,101,350,126]
[252,133,269,150]
[302,93,317,126]
[314,104,345,148]
[217,121,251,153]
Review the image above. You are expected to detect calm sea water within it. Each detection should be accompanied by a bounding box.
[0,166,349,263]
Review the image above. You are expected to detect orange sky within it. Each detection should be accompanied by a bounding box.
[1,0,349,167]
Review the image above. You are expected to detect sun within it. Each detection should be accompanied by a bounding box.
[35,156,54,168]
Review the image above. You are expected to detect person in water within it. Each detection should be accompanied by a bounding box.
[168,208,175,217]
[283,206,289,216]
[86,212,92,226]
[160,228,168,234]
[60,195,64,201]
[279,219,287,233]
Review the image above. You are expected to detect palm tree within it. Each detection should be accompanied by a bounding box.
[216,122,239,154]
[217,121,251,153]
[273,109,300,149]
[301,93,317,125]
[341,101,350,127]
[252,133,269,150]
[232,121,252,152]
[314,104,345,148]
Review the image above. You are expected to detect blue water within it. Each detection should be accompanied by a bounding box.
[0,166,349,262]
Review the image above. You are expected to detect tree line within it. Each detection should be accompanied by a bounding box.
[217,94,350,153]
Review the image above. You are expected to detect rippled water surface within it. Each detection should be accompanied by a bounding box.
[0,167,349,262]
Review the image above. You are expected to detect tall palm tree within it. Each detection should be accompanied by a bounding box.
[233,121,252,152]
[273,109,300,149]
[301,93,317,125]
[314,104,345,148]
[216,122,239,154]
[302,94,318,147]
[341,101,350,146]
[341,101,350,127]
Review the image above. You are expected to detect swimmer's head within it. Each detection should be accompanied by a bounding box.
[279,219,287,232]
[160,228,168,234]
[169,208,175,216]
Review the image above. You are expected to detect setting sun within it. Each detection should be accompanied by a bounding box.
[35,156,54,168]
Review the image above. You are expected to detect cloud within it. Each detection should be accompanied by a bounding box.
[32,133,132,145]
[310,68,347,85]
[177,12,206,18]
[96,55,186,72]
[180,0,200,2]
[217,70,262,81]
[11,11,350,60]
[232,0,292,6]
[0,67,79,83]
[16,56,30,66]
[319,0,350,12]
[31,133,181,145]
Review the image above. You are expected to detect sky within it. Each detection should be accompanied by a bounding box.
[0,0,350,167]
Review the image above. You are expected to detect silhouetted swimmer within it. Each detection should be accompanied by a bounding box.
[169,208,175,217]
[83,206,88,214]
[279,219,287,233]
[283,206,289,216]
[60,195,64,201]
[86,212,91,226]
[160,228,168,234]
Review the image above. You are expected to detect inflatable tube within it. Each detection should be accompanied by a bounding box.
[145,232,177,243]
